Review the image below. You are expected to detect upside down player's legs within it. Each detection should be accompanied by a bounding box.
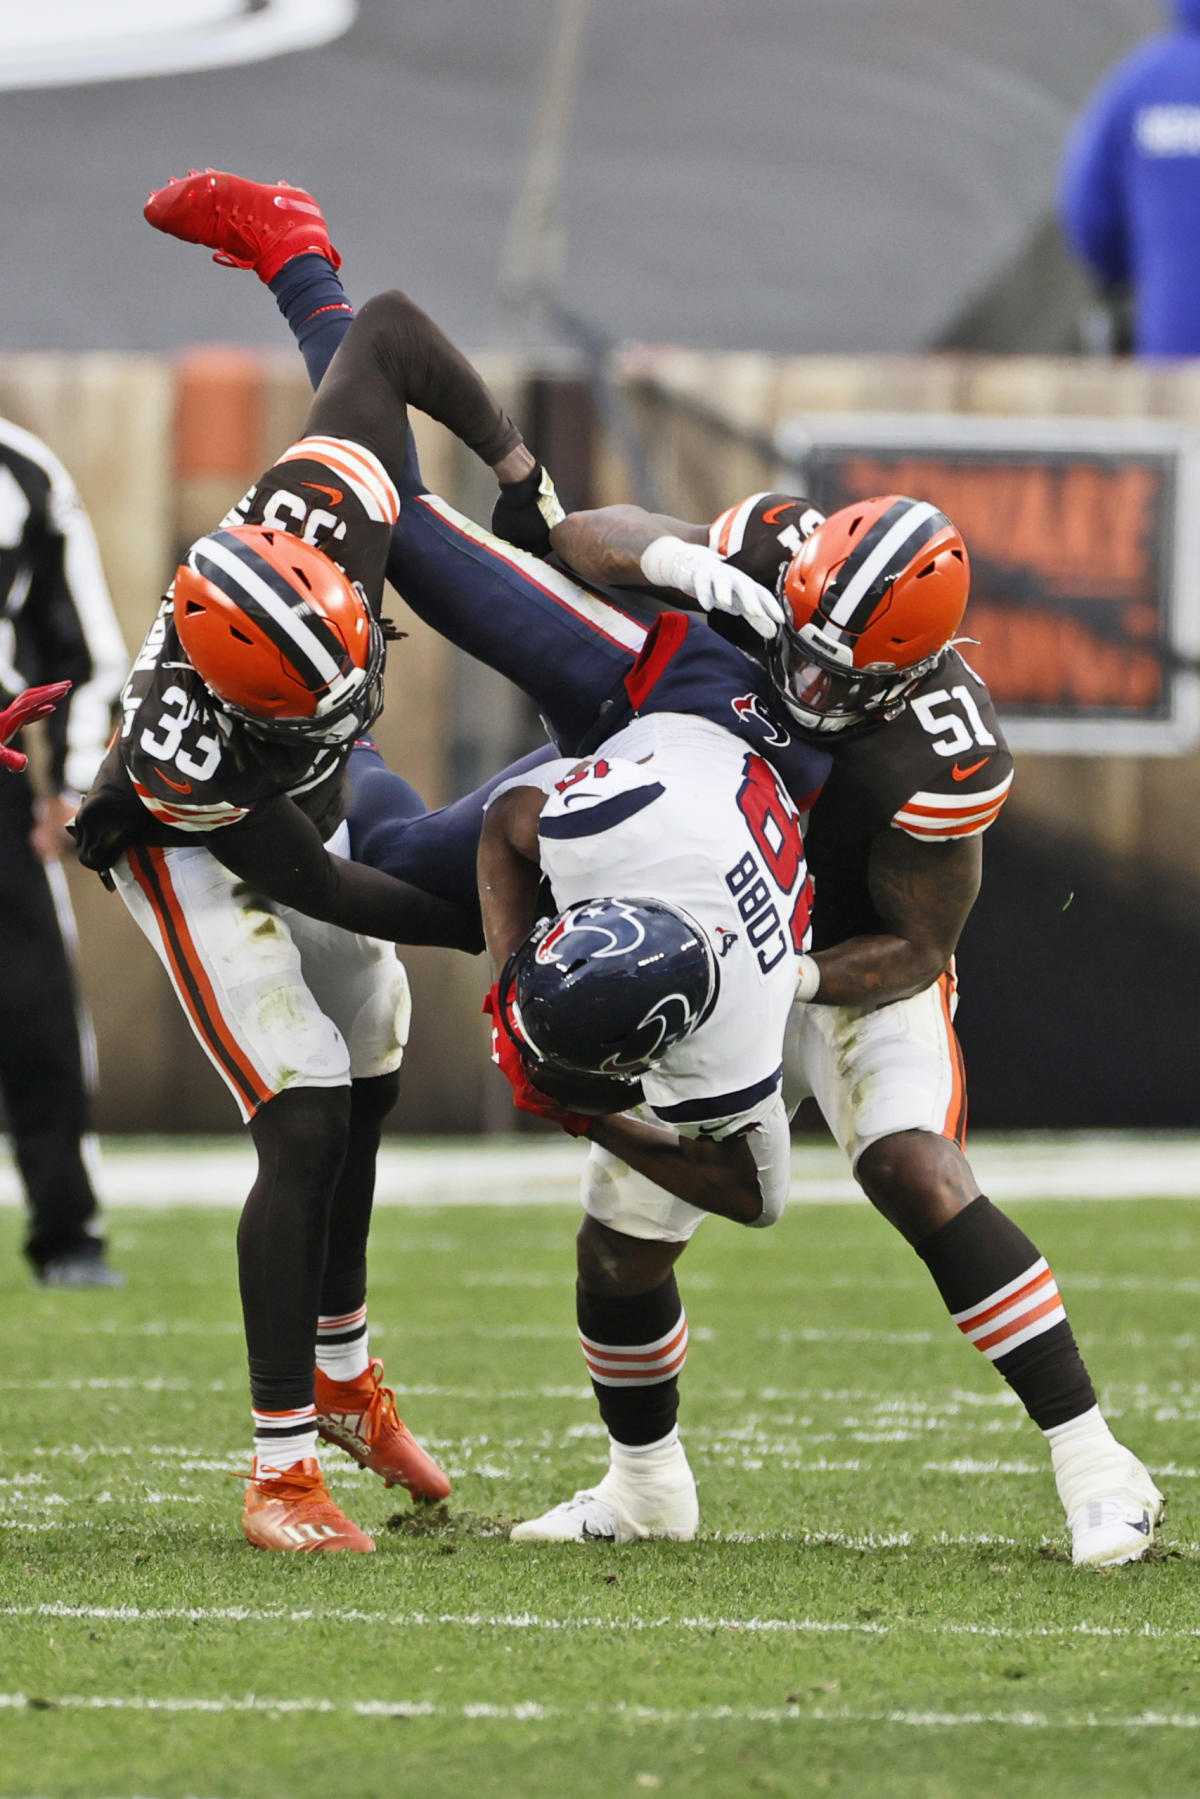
[347,739,560,910]
[385,491,651,751]
[270,253,654,750]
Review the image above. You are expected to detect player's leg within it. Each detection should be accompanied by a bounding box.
[510,1143,706,1544]
[144,172,654,747]
[270,248,649,739]
[111,842,379,1551]
[784,982,1162,1567]
[0,772,114,1284]
[347,739,559,912]
[290,906,449,1499]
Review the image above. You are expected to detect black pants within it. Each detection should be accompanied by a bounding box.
[0,771,101,1269]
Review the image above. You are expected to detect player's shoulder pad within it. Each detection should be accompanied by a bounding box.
[267,436,400,527]
[878,646,1012,841]
[891,758,1013,842]
[708,492,824,589]
[128,763,251,833]
[538,754,666,841]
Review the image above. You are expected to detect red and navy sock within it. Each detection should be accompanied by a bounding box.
[576,1276,688,1447]
[269,253,355,390]
[917,1195,1096,1429]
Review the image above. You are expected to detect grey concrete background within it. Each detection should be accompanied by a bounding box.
[0,0,1162,356]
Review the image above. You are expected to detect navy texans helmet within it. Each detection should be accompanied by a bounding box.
[502,897,719,1080]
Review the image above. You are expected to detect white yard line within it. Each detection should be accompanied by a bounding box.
[2,1133,1199,1209]
[0,1690,1195,1729]
[3,1602,1199,1642]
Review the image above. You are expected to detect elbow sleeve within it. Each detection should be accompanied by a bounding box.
[742,1102,791,1228]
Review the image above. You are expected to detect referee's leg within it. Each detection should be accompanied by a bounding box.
[0,771,106,1277]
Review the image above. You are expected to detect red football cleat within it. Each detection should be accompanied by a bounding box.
[143,168,341,283]
[241,1457,375,1553]
[315,1358,451,1500]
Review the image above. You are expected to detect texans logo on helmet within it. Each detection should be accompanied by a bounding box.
[599,989,704,1074]
[731,692,791,747]
[533,899,647,967]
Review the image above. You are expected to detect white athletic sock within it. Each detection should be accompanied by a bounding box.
[316,1304,370,1382]
[1044,1405,1134,1515]
[251,1404,319,1476]
[609,1427,686,1483]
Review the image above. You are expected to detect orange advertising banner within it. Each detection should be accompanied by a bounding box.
[778,415,1200,754]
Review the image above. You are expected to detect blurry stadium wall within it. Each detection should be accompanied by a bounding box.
[0,345,1196,1133]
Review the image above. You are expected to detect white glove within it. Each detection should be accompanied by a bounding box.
[639,535,784,640]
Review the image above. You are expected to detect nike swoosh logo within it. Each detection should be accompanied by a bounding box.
[301,481,345,507]
[951,757,989,782]
[763,503,794,525]
[157,771,193,794]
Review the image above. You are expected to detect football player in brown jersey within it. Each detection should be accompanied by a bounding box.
[71,265,571,1553]
[522,492,1161,1566]
[142,171,1161,1569]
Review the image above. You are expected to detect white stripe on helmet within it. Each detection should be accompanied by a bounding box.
[190,534,344,685]
[824,501,942,630]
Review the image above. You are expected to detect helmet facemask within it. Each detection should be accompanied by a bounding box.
[769,624,937,735]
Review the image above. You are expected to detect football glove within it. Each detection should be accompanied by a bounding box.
[482,983,590,1136]
[491,463,566,557]
[639,535,784,640]
[0,680,72,773]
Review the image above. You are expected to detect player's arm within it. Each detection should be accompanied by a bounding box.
[210,795,482,951]
[803,831,982,1010]
[550,506,783,639]
[585,1112,781,1228]
[477,784,547,971]
[551,506,705,580]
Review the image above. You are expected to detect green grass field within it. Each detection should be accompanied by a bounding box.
[1,1152,1198,1798]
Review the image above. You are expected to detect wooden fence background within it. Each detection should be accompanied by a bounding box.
[1,347,1196,1132]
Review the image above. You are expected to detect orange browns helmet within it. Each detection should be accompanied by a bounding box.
[768,495,969,735]
[173,526,385,745]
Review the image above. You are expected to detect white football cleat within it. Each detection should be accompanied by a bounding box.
[511,1442,699,1544]
[1050,1414,1163,1567]
[1068,1489,1162,1569]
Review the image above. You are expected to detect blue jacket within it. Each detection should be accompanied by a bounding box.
[1059,0,1200,353]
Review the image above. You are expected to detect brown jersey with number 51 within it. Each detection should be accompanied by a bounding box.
[708,491,1014,947]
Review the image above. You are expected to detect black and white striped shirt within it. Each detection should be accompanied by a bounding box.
[0,416,128,794]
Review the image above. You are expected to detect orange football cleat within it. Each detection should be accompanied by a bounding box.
[143,168,341,283]
[315,1358,451,1500]
[241,1457,375,1553]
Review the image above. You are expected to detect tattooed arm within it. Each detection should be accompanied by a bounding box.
[806,833,982,1010]
[549,506,706,586]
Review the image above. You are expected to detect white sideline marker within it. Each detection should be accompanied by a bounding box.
[2,1132,1199,1209]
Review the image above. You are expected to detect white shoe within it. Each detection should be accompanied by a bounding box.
[1050,1415,1163,1567]
[511,1445,699,1544]
[1068,1489,1162,1569]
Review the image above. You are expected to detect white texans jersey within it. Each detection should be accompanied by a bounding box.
[501,711,812,1139]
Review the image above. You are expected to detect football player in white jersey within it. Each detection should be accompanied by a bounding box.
[479,713,812,1243]
[510,492,1161,1567]
[142,170,1162,1568]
